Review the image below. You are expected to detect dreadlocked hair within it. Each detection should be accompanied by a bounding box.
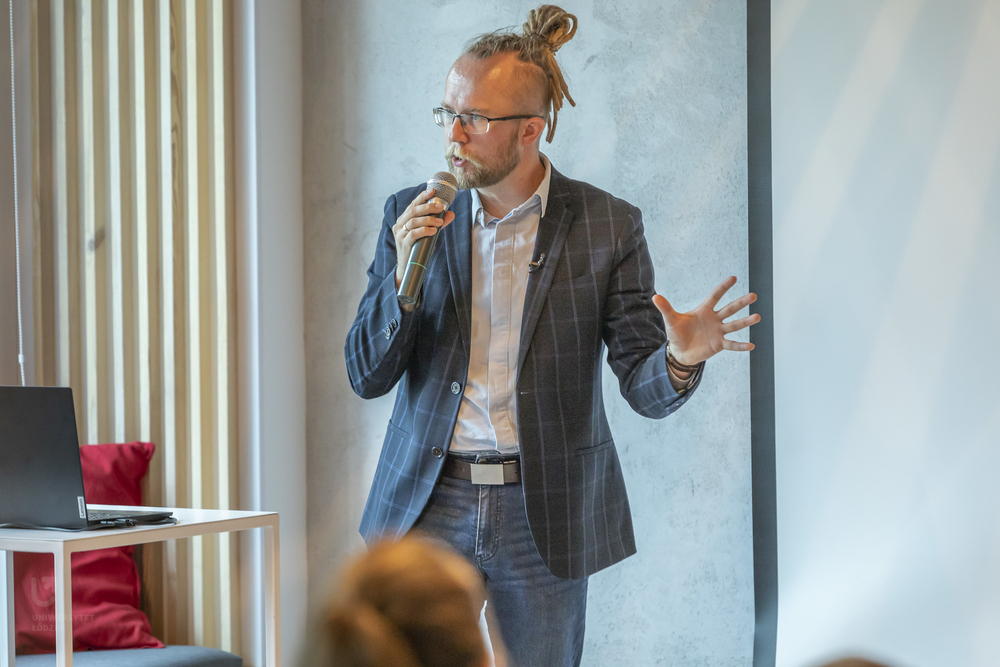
[463,5,578,143]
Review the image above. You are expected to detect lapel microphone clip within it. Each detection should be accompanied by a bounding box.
[528,252,546,273]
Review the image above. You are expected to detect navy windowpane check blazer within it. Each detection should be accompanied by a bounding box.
[344,167,703,579]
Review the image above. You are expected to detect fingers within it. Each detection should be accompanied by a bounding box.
[395,188,443,232]
[721,313,761,334]
[402,225,440,244]
[407,187,436,212]
[412,199,448,219]
[402,213,447,233]
[652,294,678,325]
[722,338,755,352]
[396,216,451,249]
[716,292,757,319]
[393,203,441,230]
[394,212,450,249]
[703,276,738,309]
[395,196,453,234]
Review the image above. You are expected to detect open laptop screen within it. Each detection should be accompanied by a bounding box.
[0,386,92,530]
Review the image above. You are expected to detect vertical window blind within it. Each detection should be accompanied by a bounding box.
[28,0,239,653]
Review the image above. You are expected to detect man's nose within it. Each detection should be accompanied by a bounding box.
[447,116,467,143]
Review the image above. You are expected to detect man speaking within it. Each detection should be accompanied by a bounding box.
[344,5,759,665]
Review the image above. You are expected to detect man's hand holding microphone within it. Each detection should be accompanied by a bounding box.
[393,172,459,307]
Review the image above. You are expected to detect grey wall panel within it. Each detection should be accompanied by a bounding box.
[748,0,777,665]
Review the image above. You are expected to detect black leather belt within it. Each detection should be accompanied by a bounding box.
[442,454,521,485]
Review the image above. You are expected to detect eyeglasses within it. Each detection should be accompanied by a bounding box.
[433,107,544,134]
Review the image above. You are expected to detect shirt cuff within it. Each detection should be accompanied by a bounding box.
[666,362,697,393]
[665,345,700,394]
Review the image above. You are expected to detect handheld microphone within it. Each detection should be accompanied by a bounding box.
[398,171,459,307]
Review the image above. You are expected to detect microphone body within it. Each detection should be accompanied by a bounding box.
[398,172,459,307]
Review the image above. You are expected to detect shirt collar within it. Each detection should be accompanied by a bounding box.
[471,153,552,227]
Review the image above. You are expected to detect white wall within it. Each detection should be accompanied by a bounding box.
[773,1,1000,666]
[235,2,308,666]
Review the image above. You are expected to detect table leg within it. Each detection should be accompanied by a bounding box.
[53,549,72,667]
[263,523,281,667]
[1,550,13,667]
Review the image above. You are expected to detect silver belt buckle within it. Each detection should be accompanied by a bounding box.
[470,463,505,485]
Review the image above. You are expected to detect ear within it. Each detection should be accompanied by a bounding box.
[519,116,547,146]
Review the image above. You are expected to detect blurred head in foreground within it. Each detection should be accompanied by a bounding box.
[816,659,894,667]
[323,535,489,667]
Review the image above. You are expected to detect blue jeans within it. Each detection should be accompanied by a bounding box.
[412,472,589,667]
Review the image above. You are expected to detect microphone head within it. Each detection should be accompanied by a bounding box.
[427,171,459,207]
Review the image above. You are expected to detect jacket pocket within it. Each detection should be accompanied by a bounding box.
[549,271,603,290]
[386,420,410,440]
[574,439,614,456]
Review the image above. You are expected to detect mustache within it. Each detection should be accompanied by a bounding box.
[445,145,480,165]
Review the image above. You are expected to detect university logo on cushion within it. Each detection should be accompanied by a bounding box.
[12,442,165,655]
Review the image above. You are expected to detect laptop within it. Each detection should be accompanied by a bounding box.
[0,386,174,531]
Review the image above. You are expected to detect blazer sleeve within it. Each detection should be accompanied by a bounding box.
[602,205,704,418]
[344,190,423,399]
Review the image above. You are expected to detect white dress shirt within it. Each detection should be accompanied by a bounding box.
[448,156,552,456]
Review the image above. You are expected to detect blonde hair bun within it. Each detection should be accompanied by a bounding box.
[523,5,578,54]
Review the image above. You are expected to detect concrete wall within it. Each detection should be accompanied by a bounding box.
[302,1,753,664]
[773,1,1000,666]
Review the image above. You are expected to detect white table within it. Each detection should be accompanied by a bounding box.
[0,506,280,667]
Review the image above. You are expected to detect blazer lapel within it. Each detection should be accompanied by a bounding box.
[444,190,473,354]
[517,169,576,375]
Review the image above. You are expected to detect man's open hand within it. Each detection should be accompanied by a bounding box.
[652,276,760,367]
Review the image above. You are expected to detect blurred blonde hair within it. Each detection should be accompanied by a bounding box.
[817,659,895,667]
[323,535,488,667]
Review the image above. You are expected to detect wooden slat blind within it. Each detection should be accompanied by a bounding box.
[29,0,239,654]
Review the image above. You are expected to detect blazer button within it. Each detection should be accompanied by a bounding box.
[451,382,461,394]
[384,327,391,339]
[431,447,444,458]
[390,318,398,330]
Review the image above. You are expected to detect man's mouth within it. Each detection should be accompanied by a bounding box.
[447,147,475,169]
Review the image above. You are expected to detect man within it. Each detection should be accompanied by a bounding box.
[345,6,759,666]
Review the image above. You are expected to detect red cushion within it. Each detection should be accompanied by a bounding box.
[13,442,165,654]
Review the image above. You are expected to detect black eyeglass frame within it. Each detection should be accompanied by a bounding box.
[432,107,545,133]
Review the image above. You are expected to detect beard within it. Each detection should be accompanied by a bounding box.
[445,131,520,190]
